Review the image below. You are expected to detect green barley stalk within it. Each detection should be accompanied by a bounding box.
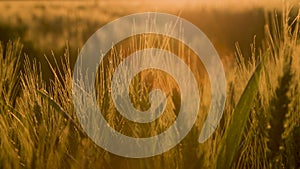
[214,55,264,169]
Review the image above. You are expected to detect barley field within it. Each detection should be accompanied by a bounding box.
[0,1,299,169]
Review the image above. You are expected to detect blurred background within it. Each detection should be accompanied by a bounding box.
[1,0,295,79]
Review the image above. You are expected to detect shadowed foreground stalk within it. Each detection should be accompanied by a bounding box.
[268,58,293,168]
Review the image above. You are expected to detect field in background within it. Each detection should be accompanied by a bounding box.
[0,1,271,68]
[0,1,300,169]
[0,1,273,53]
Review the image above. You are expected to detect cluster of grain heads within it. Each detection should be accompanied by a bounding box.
[0,40,109,169]
[93,32,199,169]
[31,47,110,169]
[0,39,29,169]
